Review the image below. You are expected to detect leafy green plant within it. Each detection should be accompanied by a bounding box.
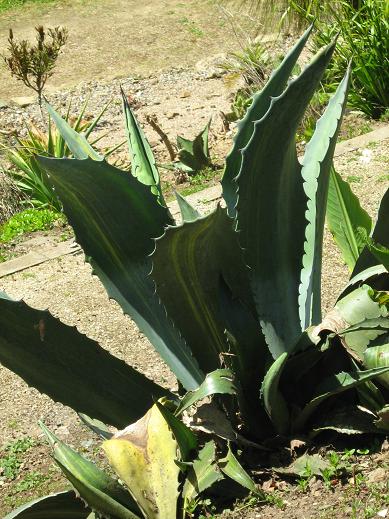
[0,437,35,480]
[175,121,212,174]
[3,25,68,106]
[0,208,64,243]
[1,29,389,517]
[0,99,116,210]
[290,0,389,118]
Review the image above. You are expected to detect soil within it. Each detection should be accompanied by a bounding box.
[0,1,388,516]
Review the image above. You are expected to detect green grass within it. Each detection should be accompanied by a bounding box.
[0,0,57,12]
[0,208,64,244]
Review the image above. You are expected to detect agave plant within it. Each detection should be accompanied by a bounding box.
[1,27,389,517]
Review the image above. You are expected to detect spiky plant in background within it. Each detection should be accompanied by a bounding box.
[1,27,388,518]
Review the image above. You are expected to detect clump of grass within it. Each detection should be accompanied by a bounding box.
[0,208,64,244]
[0,437,35,480]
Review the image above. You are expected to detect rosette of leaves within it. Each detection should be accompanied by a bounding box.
[1,27,388,517]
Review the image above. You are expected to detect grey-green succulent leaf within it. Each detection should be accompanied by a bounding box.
[293,366,389,432]
[334,285,388,359]
[3,491,90,519]
[236,39,336,358]
[0,292,170,428]
[151,205,254,375]
[176,119,211,173]
[37,156,203,391]
[174,190,201,223]
[356,228,389,271]
[261,352,289,435]
[40,423,142,519]
[364,344,389,390]
[121,88,164,203]
[45,102,102,160]
[222,24,313,217]
[175,369,237,416]
[298,67,351,330]
[326,168,372,272]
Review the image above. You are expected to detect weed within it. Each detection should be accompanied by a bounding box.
[178,17,204,37]
[297,462,312,492]
[378,175,389,183]
[0,208,64,244]
[14,471,49,492]
[0,437,35,480]
[0,0,56,12]
[347,175,362,184]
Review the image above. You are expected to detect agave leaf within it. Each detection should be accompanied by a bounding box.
[343,265,387,296]
[176,120,211,172]
[182,441,223,505]
[375,405,389,431]
[155,400,197,461]
[326,168,372,272]
[310,406,379,436]
[293,366,389,432]
[174,190,201,223]
[218,445,264,498]
[78,414,113,440]
[151,206,254,375]
[353,188,389,276]
[121,89,164,202]
[364,344,389,390]
[334,285,388,359]
[3,491,90,519]
[37,156,203,391]
[103,403,180,519]
[261,352,289,435]
[275,453,331,478]
[236,40,336,357]
[0,292,169,428]
[299,68,351,330]
[219,279,272,438]
[175,369,237,416]
[45,102,102,161]
[222,24,313,217]
[40,424,141,519]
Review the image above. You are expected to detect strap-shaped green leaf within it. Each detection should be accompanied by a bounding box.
[326,168,372,271]
[0,292,169,428]
[261,352,289,435]
[175,369,237,416]
[299,68,351,330]
[45,102,102,161]
[37,157,203,391]
[40,424,141,519]
[4,491,90,519]
[222,24,313,217]
[177,120,211,172]
[218,444,264,498]
[236,40,336,357]
[353,188,389,276]
[121,89,163,202]
[357,229,389,271]
[151,206,254,374]
[293,366,389,432]
[182,441,223,504]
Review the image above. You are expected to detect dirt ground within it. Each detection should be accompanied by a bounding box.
[0,0,258,101]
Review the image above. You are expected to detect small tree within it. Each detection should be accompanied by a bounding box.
[3,25,68,108]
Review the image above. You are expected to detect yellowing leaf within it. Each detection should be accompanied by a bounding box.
[103,403,180,519]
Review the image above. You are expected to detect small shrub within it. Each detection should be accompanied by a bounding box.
[3,25,68,106]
